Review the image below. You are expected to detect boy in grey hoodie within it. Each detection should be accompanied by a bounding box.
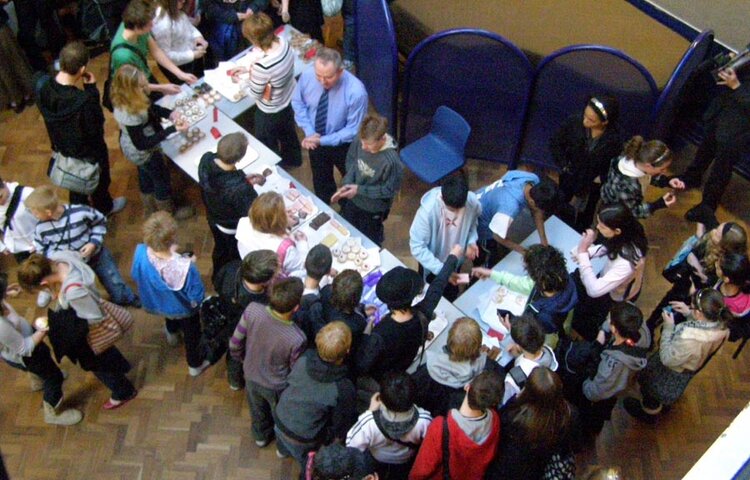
[331,113,403,246]
[580,302,650,433]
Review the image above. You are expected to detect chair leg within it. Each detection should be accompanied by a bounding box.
[733,337,749,360]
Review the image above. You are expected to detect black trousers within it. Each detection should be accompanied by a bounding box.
[209,223,240,289]
[341,200,387,246]
[308,143,349,204]
[5,342,64,406]
[165,312,204,368]
[88,347,136,401]
[69,149,113,214]
[682,124,748,211]
[255,105,302,167]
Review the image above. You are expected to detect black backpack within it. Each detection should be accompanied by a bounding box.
[198,296,233,364]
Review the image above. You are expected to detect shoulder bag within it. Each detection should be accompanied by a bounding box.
[64,283,134,355]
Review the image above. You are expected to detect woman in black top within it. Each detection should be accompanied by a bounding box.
[550,95,622,231]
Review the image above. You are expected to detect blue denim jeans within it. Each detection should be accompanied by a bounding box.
[137,151,172,201]
[89,246,138,306]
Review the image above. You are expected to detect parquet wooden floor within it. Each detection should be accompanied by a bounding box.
[1,52,749,480]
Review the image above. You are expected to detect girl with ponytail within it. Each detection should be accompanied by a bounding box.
[599,135,685,219]
[625,288,730,420]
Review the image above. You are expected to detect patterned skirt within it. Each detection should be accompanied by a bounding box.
[639,352,696,406]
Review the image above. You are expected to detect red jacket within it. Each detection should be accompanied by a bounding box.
[409,410,500,480]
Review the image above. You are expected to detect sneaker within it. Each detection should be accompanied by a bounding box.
[228,382,242,392]
[276,448,288,459]
[164,326,181,347]
[255,439,270,448]
[108,197,127,216]
[188,360,211,377]
[102,389,138,410]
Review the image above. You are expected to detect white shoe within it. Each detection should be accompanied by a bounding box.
[188,360,211,377]
[255,439,270,448]
[164,326,181,347]
[276,448,288,459]
[108,197,127,216]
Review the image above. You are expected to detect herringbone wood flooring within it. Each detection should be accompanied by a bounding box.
[1,52,749,480]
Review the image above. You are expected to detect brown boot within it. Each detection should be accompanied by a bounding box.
[43,400,83,426]
[140,193,157,219]
[154,198,195,220]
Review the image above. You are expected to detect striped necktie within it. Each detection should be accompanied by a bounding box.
[315,89,329,135]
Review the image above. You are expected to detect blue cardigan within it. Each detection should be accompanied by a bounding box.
[131,244,205,318]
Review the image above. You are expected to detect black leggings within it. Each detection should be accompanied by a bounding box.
[5,342,64,406]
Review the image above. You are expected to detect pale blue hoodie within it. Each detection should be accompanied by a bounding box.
[409,186,481,276]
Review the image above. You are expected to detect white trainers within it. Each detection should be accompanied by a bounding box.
[108,197,127,216]
[188,360,211,377]
[255,439,270,448]
[275,448,288,459]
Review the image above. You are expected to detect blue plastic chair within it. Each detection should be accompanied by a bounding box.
[400,106,471,184]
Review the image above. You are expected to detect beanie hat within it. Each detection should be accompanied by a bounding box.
[376,267,424,310]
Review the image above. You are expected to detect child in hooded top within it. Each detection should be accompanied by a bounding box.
[473,244,578,337]
[409,370,503,480]
[331,113,403,246]
[412,317,503,417]
[474,170,559,265]
[346,372,433,480]
[502,314,559,406]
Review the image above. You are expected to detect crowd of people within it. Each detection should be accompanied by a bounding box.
[1,0,750,479]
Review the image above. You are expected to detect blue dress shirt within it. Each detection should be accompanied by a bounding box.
[291,67,369,147]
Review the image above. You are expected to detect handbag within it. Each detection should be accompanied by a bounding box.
[49,151,100,195]
[662,235,699,284]
[321,0,343,17]
[86,298,135,355]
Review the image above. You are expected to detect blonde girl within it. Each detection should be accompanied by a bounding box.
[111,64,193,219]
[235,192,308,278]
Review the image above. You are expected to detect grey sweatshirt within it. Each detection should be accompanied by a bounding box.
[342,134,404,213]
[582,320,651,402]
[426,349,488,388]
[52,250,105,324]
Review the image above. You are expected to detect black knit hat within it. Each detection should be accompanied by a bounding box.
[312,444,371,479]
[376,267,424,310]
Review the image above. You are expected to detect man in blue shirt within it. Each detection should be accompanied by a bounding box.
[291,47,368,204]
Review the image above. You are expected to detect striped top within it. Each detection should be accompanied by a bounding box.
[33,204,107,255]
[229,302,306,390]
[244,37,296,114]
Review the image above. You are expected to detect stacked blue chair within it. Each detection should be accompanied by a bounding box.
[516,45,659,169]
[400,106,471,184]
[401,29,533,164]
[649,30,715,141]
[354,0,399,134]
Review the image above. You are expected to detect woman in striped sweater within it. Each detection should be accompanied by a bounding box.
[231,12,301,167]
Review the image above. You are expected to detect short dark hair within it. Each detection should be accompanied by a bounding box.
[305,244,332,281]
[523,244,568,293]
[510,314,545,354]
[240,250,278,284]
[379,371,415,413]
[331,270,363,315]
[269,277,303,314]
[467,370,504,410]
[441,174,468,209]
[529,176,559,214]
[610,303,642,342]
[217,132,249,164]
[59,41,89,75]
[123,0,155,29]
